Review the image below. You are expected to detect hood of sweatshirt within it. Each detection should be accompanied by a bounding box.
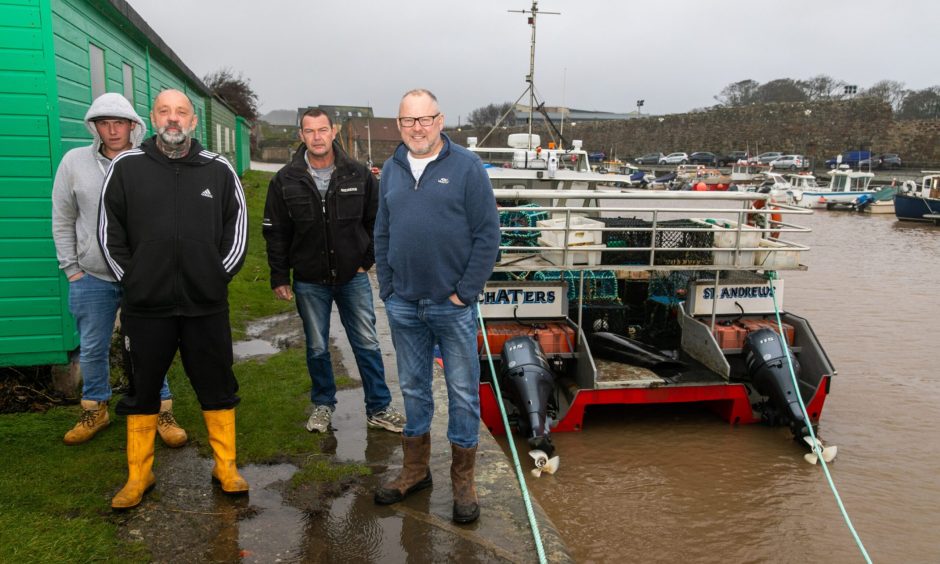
[83,93,147,154]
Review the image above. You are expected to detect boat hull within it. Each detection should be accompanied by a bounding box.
[895,193,940,221]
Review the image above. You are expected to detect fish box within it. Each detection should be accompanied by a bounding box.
[536,216,604,247]
[754,239,800,269]
[691,218,760,266]
[537,238,605,266]
[736,318,795,345]
[711,322,748,350]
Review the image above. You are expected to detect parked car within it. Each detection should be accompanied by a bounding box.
[688,152,719,165]
[749,151,784,165]
[825,150,871,169]
[771,154,807,170]
[660,152,689,165]
[634,152,665,165]
[718,151,749,167]
[588,151,606,163]
[860,153,902,169]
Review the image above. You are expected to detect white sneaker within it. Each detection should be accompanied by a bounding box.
[305,405,333,433]
[367,406,406,433]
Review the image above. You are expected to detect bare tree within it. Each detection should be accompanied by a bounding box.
[896,86,940,120]
[755,79,809,103]
[203,68,260,121]
[467,102,516,128]
[714,79,760,106]
[862,80,907,112]
[802,74,847,101]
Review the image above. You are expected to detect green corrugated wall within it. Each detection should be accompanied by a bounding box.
[0,0,250,367]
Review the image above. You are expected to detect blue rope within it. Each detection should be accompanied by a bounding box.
[765,272,872,564]
[476,303,549,564]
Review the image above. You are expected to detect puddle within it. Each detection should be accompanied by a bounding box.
[232,312,304,361]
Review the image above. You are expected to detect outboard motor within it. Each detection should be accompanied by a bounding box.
[499,335,556,456]
[743,328,808,438]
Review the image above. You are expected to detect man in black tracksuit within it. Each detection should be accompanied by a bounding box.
[98,89,249,509]
[262,108,404,435]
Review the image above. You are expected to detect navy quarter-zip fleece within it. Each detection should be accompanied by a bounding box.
[374,134,500,306]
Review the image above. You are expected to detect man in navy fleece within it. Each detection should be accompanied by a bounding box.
[372,89,500,524]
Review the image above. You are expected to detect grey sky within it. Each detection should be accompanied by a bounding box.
[130,0,939,125]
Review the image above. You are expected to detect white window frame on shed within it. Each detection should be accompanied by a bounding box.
[122,63,134,105]
[216,123,222,153]
[225,127,231,153]
[89,43,105,99]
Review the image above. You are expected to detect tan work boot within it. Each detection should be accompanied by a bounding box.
[63,399,110,445]
[203,408,249,494]
[111,414,158,510]
[374,433,433,505]
[157,399,188,448]
[451,443,480,523]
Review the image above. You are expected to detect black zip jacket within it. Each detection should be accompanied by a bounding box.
[262,142,377,287]
[98,137,248,317]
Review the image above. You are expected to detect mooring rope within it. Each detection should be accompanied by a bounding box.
[766,271,872,564]
[476,303,549,564]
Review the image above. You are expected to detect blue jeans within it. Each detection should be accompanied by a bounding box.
[384,294,480,448]
[68,273,171,402]
[293,273,391,416]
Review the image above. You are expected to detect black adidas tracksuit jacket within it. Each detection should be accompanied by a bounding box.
[98,137,248,318]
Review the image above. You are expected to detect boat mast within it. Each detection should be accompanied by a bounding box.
[508,1,559,150]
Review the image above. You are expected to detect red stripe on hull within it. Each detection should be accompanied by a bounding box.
[479,375,831,436]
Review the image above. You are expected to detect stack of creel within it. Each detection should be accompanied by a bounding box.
[533,270,619,303]
[498,204,548,250]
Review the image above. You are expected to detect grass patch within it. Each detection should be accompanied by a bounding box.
[291,459,370,487]
[0,168,367,563]
[228,169,294,340]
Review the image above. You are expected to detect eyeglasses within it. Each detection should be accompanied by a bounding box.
[398,113,440,127]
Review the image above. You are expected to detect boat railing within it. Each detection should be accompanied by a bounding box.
[493,189,811,273]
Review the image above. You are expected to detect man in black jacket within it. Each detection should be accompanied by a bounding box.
[263,108,404,435]
[99,89,249,509]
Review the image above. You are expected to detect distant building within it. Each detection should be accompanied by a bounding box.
[296,105,374,126]
[341,118,401,165]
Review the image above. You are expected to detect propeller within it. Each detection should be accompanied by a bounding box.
[803,436,838,465]
[529,449,560,478]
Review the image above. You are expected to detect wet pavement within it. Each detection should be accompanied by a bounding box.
[123,273,570,562]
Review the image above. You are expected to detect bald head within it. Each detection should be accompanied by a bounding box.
[151,89,198,152]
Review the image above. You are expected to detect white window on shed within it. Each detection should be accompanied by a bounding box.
[89,44,105,99]
[122,63,134,105]
[225,127,231,153]
[216,123,222,153]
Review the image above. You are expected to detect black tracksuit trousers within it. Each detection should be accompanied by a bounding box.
[116,310,240,415]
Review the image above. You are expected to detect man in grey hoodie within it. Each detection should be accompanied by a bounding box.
[52,92,188,447]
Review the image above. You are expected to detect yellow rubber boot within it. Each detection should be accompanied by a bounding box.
[157,399,188,448]
[203,409,249,494]
[111,414,158,510]
[63,399,110,445]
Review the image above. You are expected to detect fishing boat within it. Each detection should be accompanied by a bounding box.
[469,0,836,470]
[894,172,940,222]
[785,166,877,209]
[478,188,836,466]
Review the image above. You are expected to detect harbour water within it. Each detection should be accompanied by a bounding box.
[503,210,940,562]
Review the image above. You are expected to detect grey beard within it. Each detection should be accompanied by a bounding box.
[156,131,192,159]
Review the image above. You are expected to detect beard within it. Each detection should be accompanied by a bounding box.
[157,121,194,145]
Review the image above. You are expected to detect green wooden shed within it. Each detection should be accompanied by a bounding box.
[0,0,251,367]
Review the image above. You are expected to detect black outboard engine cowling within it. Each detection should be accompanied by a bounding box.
[499,335,556,456]
[743,328,808,437]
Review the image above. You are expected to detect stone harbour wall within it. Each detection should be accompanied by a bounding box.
[447,99,940,167]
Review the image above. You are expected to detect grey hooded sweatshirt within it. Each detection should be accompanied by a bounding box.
[52,93,146,281]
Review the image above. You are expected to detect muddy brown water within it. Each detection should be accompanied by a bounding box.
[501,210,940,562]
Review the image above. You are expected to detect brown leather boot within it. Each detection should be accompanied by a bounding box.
[63,399,110,445]
[374,433,432,505]
[157,399,188,448]
[111,414,158,510]
[451,443,480,523]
